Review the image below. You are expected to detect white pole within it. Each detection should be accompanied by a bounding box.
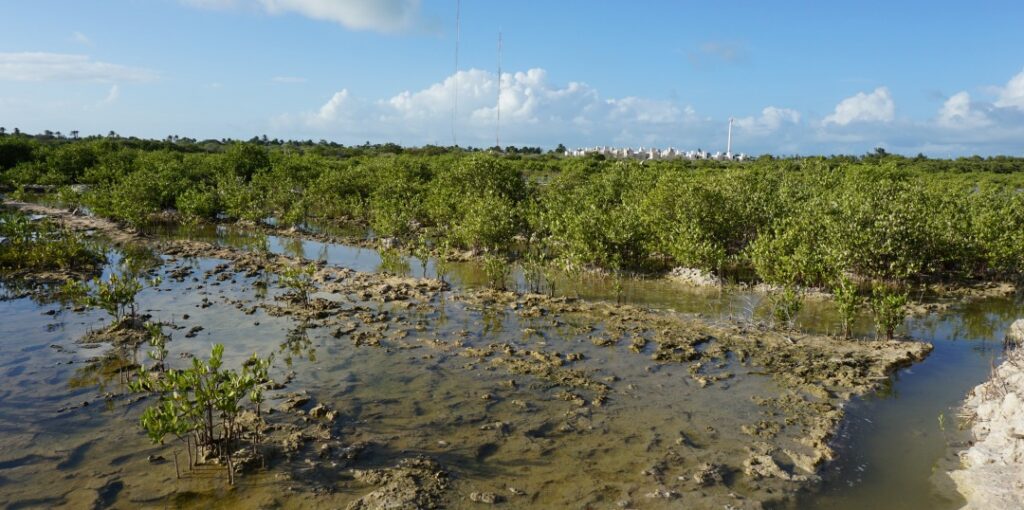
[493,31,497,148]
[451,0,461,146]
[726,117,733,157]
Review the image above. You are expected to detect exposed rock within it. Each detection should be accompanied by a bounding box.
[691,462,727,486]
[667,267,722,287]
[1005,319,1024,347]
[309,403,338,421]
[950,347,1024,509]
[277,394,310,412]
[347,457,449,510]
[469,491,503,504]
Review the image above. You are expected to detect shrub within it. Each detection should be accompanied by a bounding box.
[132,344,273,484]
[870,283,908,340]
[832,275,862,339]
[482,254,511,290]
[176,186,220,223]
[0,212,104,274]
[277,263,316,307]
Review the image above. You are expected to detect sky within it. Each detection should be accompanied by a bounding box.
[1,0,1024,156]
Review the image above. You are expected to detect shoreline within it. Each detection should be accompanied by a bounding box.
[949,333,1024,509]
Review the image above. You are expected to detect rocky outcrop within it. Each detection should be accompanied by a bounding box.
[1005,319,1024,347]
[949,346,1024,509]
[666,267,722,287]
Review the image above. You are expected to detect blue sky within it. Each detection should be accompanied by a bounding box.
[1,0,1024,155]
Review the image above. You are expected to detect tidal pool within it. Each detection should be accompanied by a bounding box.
[0,217,1018,509]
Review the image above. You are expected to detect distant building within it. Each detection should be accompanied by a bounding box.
[567,146,747,161]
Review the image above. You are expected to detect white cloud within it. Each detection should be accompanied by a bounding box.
[102,84,120,105]
[183,0,424,33]
[274,67,711,147]
[71,31,93,46]
[995,68,1024,110]
[272,75,307,84]
[735,106,800,135]
[823,87,895,125]
[937,91,990,129]
[310,89,357,125]
[0,52,157,83]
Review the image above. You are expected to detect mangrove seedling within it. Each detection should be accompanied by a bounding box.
[832,274,862,339]
[62,272,157,328]
[483,254,511,291]
[132,344,273,485]
[378,247,409,275]
[412,233,431,278]
[870,283,908,340]
[145,321,170,371]
[278,263,316,307]
[521,245,546,294]
[769,285,803,329]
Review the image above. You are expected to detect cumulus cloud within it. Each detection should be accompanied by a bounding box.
[823,87,895,125]
[0,52,157,82]
[274,67,710,147]
[995,68,1024,110]
[735,107,800,136]
[269,67,1024,155]
[937,91,990,129]
[182,0,424,33]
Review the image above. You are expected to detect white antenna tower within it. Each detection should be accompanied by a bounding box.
[726,117,734,157]
[451,0,461,146]
[496,30,502,148]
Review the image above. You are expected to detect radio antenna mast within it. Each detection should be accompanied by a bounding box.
[451,0,461,146]
[726,117,734,157]
[496,30,502,149]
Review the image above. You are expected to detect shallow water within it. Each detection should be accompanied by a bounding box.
[0,247,807,508]
[145,221,1024,508]
[1,220,1020,508]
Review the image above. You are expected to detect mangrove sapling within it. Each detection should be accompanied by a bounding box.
[521,245,546,294]
[145,321,169,371]
[768,285,804,329]
[609,264,626,305]
[483,254,511,291]
[870,284,909,340]
[378,248,409,275]
[833,275,862,339]
[543,262,559,298]
[434,254,451,285]
[278,263,316,307]
[63,272,156,329]
[412,233,431,278]
[94,273,152,327]
[132,344,273,485]
[433,238,453,285]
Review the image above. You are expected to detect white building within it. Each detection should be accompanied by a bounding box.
[568,146,746,161]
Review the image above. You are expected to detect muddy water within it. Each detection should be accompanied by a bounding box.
[0,244,810,509]
[1,220,1019,508]
[143,222,1024,509]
